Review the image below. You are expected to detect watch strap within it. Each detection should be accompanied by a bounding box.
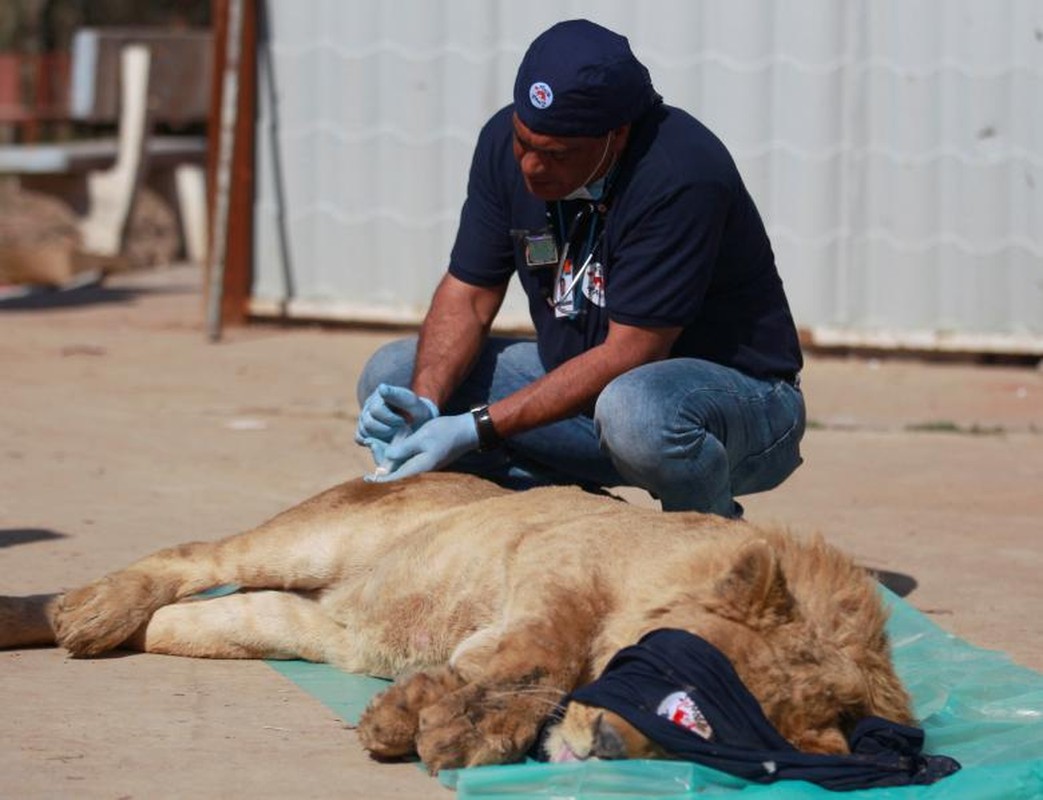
[470,405,502,452]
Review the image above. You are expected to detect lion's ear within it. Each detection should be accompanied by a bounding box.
[709,539,796,627]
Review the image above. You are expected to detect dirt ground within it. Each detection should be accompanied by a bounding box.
[1,263,1041,798]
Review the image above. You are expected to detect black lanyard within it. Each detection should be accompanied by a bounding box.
[549,202,605,317]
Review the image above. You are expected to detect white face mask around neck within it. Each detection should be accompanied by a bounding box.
[562,132,615,201]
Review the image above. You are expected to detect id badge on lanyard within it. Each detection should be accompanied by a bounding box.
[512,202,603,319]
[523,233,558,268]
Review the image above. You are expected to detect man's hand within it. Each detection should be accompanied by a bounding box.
[355,384,438,465]
[365,413,479,483]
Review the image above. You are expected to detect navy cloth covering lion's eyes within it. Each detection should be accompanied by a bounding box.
[544,628,960,791]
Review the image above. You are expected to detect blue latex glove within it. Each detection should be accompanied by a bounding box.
[355,384,438,465]
[365,412,479,483]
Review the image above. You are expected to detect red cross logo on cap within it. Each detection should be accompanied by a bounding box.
[529,81,554,109]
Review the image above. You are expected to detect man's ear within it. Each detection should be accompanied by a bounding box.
[610,124,631,155]
[707,539,796,628]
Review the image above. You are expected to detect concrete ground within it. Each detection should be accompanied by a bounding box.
[1,263,1040,798]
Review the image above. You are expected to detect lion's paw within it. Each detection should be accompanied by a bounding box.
[55,572,165,656]
[415,685,536,773]
[357,668,466,759]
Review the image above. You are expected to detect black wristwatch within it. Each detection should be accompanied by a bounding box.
[470,405,502,452]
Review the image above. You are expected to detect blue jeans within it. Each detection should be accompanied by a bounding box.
[356,337,805,517]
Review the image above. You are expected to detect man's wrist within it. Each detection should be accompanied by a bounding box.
[417,395,440,420]
[470,405,502,452]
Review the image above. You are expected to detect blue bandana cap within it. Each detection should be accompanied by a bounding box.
[513,19,661,137]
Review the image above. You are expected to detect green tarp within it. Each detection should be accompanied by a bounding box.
[269,589,1043,798]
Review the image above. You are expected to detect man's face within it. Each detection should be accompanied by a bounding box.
[511,114,626,201]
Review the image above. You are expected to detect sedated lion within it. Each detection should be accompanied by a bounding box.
[0,472,913,772]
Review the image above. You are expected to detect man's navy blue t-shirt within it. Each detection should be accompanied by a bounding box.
[448,104,803,382]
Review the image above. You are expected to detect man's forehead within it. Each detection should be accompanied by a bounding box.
[512,113,590,151]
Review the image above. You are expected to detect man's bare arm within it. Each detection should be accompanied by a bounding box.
[488,320,682,438]
[411,273,508,408]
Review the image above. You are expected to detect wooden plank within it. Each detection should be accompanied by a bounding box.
[0,52,70,141]
[0,136,206,174]
[70,29,211,125]
[207,0,256,328]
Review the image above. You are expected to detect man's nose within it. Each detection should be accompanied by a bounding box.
[520,151,548,176]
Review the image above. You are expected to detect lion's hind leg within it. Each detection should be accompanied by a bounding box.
[56,541,225,656]
[56,520,353,657]
[125,590,354,664]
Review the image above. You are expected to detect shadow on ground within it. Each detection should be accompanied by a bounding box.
[0,277,194,312]
[870,569,918,598]
[0,528,68,548]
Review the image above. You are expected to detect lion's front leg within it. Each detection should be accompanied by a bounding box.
[357,667,468,759]
[419,611,596,772]
[358,664,562,770]
[357,578,603,772]
[415,674,565,771]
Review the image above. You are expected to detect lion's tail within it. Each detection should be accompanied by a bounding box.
[0,593,60,649]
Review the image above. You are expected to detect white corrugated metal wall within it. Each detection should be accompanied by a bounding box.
[251,0,1043,354]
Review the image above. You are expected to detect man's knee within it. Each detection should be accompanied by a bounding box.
[594,371,669,468]
[356,337,417,405]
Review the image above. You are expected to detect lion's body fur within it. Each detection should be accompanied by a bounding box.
[0,473,912,770]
